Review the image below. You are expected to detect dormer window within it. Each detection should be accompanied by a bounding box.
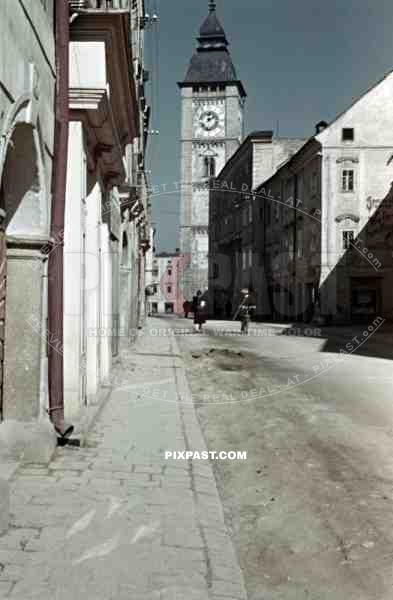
[342,128,354,142]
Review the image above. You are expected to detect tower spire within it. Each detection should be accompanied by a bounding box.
[208,0,216,13]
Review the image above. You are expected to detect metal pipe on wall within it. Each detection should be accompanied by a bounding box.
[47,0,70,435]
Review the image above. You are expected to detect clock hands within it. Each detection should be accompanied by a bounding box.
[200,110,219,131]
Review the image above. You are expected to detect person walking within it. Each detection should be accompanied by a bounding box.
[183,300,190,318]
[192,290,206,332]
[239,303,251,334]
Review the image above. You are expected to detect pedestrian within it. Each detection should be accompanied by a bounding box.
[183,300,190,318]
[192,291,206,332]
[239,304,250,334]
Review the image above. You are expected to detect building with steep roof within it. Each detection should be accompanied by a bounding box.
[253,71,393,323]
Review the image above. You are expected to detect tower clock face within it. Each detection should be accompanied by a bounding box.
[193,100,225,138]
[200,110,219,131]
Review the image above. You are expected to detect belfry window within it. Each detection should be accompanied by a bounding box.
[203,157,216,178]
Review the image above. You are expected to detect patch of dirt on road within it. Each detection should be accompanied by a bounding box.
[176,331,393,600]
[190,347,252,372]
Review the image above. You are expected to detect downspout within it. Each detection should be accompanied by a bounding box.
[47,0,72,436]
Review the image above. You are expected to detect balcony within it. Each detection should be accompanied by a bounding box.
[69,0,130,10]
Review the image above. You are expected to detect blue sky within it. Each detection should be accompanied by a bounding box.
[145,0,393,252]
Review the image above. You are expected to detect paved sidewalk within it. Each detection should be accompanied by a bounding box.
[0,319,247,600]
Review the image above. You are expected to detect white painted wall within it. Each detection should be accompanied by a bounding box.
[63,122,85,421]
[69,42,107,89]
[99,223,112,380]
[85,182,101,404]
[317,71,393,316]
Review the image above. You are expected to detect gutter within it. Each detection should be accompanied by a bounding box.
[47,0,73,439]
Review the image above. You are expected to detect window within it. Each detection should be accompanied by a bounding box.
[312,172,318,194]
[242,249,247,270]
[242,207,248,227]
[342,169,354,192]
[152,269,158,277]
[342,128,354,142]
[342,230,354,249]
[248,203,252,223]
[168,269,172,276]
[167,286,172,294]
[248,248,253,267]
[203,157,216,178]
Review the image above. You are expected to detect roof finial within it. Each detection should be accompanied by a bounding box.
[209,0,216,12]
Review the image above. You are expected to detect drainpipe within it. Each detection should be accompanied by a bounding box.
[47,0,72,437]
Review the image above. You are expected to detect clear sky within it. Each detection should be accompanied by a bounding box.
[145,0,393,252]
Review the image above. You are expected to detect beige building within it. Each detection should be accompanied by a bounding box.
[0,0,55,424]
[0,0,151,467]
[208,131,305,317]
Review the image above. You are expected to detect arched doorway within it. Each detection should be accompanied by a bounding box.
[0,122,45,420]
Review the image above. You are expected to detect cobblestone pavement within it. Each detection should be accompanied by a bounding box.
[0,319,247,600]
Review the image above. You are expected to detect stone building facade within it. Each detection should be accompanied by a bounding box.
[0,0,151,454]
[178,1,246,302]
[0,0,56,424]
[208,131,305,317]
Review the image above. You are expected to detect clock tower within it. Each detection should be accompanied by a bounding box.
[178,0,246,301]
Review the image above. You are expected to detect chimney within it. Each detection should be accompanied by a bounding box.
[315,120,328,134]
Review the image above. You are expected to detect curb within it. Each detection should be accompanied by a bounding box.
[171,333,248,600]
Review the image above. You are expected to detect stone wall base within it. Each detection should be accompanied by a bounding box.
[0,420,57,465]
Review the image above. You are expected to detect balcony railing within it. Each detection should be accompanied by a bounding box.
[69,0,130,10]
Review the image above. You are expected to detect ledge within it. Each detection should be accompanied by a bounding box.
[70,9,138,141]
[70,87,126,184]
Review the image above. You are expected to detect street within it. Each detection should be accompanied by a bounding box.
[2,316,393,599]
[172,315,393,600]
[3,2,393,599]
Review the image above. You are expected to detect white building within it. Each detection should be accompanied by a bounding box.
[316,72,393,320]
[64,0,150,423]
[254,71,393,323]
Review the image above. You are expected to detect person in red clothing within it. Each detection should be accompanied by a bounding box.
[183,300,190,318]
